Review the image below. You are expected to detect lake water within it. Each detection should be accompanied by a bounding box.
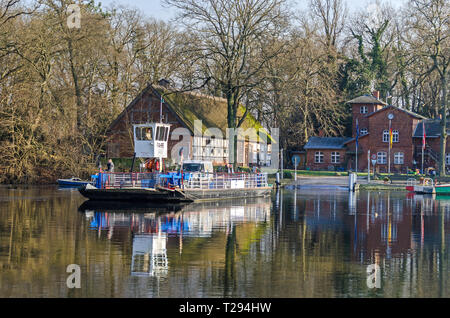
[0,185,448,298]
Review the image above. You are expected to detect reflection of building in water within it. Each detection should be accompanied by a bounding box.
[86,200,271,238]
[131,233,168,277]
[302,191,450,264]
[83,198,272,278]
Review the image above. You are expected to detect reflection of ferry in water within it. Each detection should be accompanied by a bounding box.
[131,233,168,277]
[80,197,272,276]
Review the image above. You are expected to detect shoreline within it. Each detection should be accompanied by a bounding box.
[283,175,408,192]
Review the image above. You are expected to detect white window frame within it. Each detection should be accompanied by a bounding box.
[377,152,387,164]
[394,152,404,165]
[331,152,340,164]
[360,128,368,135]
[315,151,324,163]
[360,106,368,114]
[392,130,399,143]
[383,130,389,143]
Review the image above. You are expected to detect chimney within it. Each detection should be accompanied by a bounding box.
[318,130,325,137]
[372,91,380,100]
[158,78,171,88]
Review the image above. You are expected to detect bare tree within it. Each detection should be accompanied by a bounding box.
[407,0,449,175]
[164,0,289,166]
[309,0,347,53]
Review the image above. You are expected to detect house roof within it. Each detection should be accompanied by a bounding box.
[346,94,387,105]
[304,137,352,150]
[413,119,450,138]
[108,83,273,142]
[364,105,427,120]
[343,133,370,145]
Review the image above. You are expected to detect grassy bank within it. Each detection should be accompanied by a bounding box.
[358,184,407,191]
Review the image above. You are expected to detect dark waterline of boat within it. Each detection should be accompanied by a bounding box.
[0,185,448,298]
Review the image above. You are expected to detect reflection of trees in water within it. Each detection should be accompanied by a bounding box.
[0,187,449,297]
[218,190,450,298]
[0,187,133,297]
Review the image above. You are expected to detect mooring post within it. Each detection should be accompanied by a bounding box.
[349,172,357,192]
[130,152,136,173]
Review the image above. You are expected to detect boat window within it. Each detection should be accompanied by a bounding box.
[182,163,204,172]
[144,127,153,141]
[135,127,153,141]
[156,126,164,141]
[135,127,142,140]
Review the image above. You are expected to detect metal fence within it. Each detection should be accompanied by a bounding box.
[96,172,160,189]
[183,173,268,190]
[95,172,268,190]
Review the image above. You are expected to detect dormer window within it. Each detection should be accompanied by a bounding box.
[360,106,368,114]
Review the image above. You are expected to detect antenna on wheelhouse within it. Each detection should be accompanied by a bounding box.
[158,79,171,123]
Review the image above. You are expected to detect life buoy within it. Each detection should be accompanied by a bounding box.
[145,158,160,172]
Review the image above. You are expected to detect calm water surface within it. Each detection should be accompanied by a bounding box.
[0,185,449,298]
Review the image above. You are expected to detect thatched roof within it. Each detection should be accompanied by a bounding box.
[151,84,272,142]
[108,83,273,142]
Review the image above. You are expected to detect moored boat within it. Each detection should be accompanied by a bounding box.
[58,177,93,188]
[406,177,450,195]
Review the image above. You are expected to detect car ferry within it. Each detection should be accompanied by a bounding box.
[79,123,272,203]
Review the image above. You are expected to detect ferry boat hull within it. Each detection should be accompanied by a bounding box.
[79,186,193,203]
[78,184,272,203]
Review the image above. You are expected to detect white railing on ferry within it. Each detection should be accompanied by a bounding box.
[183,173,268,190]
[96,172,268,190]
[97,172,159,189]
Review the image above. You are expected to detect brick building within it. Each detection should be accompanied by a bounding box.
[304,137,351,171]
[106,80,272,167]
[305,91,447,173]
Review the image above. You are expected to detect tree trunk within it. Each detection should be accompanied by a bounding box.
[439,73,447,176]
[67,39,83,132]
[227,90,239,170]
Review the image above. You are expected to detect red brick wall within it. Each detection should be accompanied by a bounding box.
[351,103,384,138]
[365,107,416,173]
[346,135,369,171]
[413,136,450,169]
[306,149,347,171]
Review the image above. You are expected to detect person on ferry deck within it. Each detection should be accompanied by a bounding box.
[106,159,115,173]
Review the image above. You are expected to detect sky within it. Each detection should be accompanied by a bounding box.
[96,0,408,21]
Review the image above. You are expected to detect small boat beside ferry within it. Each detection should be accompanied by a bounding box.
[58,177,93,188]
[406,178,450,195]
